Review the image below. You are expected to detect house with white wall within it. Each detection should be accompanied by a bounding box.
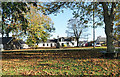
[38,39,56,47]
[38,37,77,47]
[58,37,77,47]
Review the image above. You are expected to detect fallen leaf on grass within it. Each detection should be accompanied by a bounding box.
[104,67,108,70]
[20,70,37,76]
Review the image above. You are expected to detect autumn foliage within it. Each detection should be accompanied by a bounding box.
[2,49,120,76]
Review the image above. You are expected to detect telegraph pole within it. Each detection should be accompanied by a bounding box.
[1,2,3,38]
[56,35,60,48]
[93,3,95,48]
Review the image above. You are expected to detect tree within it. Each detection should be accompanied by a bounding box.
[42,2,119,55]
[101,2,119,54]
[1,2,30,37]
[1,2,38,37]
[66,18,88,47]
[1,2,55,48]
[114,5,120,41]
[113,5,120,47]
[23,5,54,47]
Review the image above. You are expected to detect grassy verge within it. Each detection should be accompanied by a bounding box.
[2,49,120,76]
[2,46,107,52]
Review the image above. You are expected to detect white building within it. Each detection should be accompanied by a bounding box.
[38,37,77,47]
[38,40,56,47]
[58,37,77,47]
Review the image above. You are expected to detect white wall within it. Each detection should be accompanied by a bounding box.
[21,44,30,49]
[68,41,77,47]
[59,41,77,47]
[38,42,56,47]
[38,41,77,47]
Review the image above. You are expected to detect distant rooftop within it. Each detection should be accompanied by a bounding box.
[39,37,76,43]
[96,36,106,43]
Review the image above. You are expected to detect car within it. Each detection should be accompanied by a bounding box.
[95,44,101,47]
[21,44,30,49]
[0,44,4,51]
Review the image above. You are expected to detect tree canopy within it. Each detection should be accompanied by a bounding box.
[24,4,54,46]
[1,2,55,47]
[114,4,120,41]
[1,2,30,37]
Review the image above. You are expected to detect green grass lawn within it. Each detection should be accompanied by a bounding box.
[2,49,120,76]
[3,46,107,52]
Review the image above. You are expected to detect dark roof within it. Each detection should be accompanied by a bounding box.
[59,37,75,41]
[50,39,57,43]
[96,36,106,43]
[45,40,54,43]
[39,39,57,43]
[0,37,13,44]
[39,37,75,43]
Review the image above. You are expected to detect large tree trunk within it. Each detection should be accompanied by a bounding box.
[102,3,115,53]
[102,3,116,58]
[105,23,115,52]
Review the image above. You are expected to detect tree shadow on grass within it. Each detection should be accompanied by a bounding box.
[2,50,120,60]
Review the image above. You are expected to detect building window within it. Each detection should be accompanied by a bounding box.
[59,38,61,42]
[47,44,49,46]
[67,43,69,45]
[43,44,45,46]
[51,43,52,47]
[62,43,64,47]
